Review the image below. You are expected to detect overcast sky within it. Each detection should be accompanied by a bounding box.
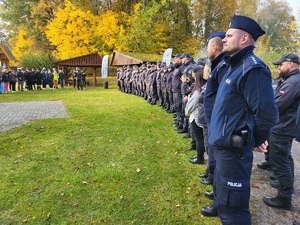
[286,0,300,18]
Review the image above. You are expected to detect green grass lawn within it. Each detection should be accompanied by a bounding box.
[0,79,220,224]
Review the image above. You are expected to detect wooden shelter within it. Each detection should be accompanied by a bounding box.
[53,53,102,86]
[0,43,16,69]
[110,51,163,66]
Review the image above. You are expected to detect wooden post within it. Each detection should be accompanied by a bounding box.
[93,67,97,86]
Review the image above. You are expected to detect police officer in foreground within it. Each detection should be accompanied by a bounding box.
[208,15,279,224]
[263,53,300,210]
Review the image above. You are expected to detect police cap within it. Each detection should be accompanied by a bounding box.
[229,15,265,41]
[197,58,206,66]
[192,65,202,73]
[181,52,192,59]
[174,53,181,58]
[207,31,226,41]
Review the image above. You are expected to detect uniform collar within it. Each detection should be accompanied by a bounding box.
[211,53,226,70]
[228,45,255,68]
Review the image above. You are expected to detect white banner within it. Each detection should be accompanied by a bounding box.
[162,48,172,66]
[101,55,109,78]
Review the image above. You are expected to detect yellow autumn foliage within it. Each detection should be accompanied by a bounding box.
[9,29,35,62]
[45,0,129,60]
[45,0,98,59]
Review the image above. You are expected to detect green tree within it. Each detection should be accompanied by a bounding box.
[192,0,236,40]
[257,0,297,51]
[123,2,168,54]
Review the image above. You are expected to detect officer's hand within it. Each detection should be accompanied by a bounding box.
[253,140,268,153]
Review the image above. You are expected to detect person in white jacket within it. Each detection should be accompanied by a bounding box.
[185,66,206,164]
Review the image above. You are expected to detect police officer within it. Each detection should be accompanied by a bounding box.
[166,64,175,113]
[209,15,279,224]
[179,52,195,133]
[172,54,184,130]
[263,53,300,210]
[201,31,227,217]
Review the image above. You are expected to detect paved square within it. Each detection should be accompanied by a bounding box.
[0,101,68,132]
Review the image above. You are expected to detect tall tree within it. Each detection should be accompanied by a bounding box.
[257,0,297,51]
[45,0,129,59]
[123,2,168,54]
[235,0,258,18]
[45,0,98,59]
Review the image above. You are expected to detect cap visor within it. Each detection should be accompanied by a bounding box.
[272,59,284,65]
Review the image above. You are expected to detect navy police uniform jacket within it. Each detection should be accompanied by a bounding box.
[272,69,300,137]
[209,46,279,149]
[204,52,228,124]
[171,63,184,93]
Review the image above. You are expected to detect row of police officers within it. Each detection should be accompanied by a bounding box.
[117,14,300,225]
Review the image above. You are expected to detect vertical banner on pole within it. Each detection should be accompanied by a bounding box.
[101,55,109,78]
[162,48,172,66]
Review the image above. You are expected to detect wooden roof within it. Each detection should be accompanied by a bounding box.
[53,53,102,67]
[0,43,16,62]
[110,51,163,66]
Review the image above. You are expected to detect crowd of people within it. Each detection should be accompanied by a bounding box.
[0,67,87,93]
[117,15,300,225]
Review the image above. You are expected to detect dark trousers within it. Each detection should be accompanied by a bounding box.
[191,121,205,159]
[77,79,83,90]
[9,81,16,91]
[173,92,182,127]
[214,147,253,225]
[269,132,294,198]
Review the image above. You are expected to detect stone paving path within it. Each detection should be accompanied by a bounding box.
[0,100,68,132]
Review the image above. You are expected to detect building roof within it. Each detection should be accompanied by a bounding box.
[110,51,163,66]
[53,53,102,67]
[0,43,16,62]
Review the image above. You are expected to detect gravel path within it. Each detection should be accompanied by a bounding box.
[251,144,300,224]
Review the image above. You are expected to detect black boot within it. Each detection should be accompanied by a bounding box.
[198,168,209,178]
[204,190,214,200]
[263,195,291,210]
[201,205,218,217]
[200,175,213,185]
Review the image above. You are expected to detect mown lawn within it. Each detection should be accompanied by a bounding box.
[0,79,221,224]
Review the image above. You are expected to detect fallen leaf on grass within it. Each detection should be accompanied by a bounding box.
[250,183,260,189]
[86,162,93,168]
[46,212,51,220]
